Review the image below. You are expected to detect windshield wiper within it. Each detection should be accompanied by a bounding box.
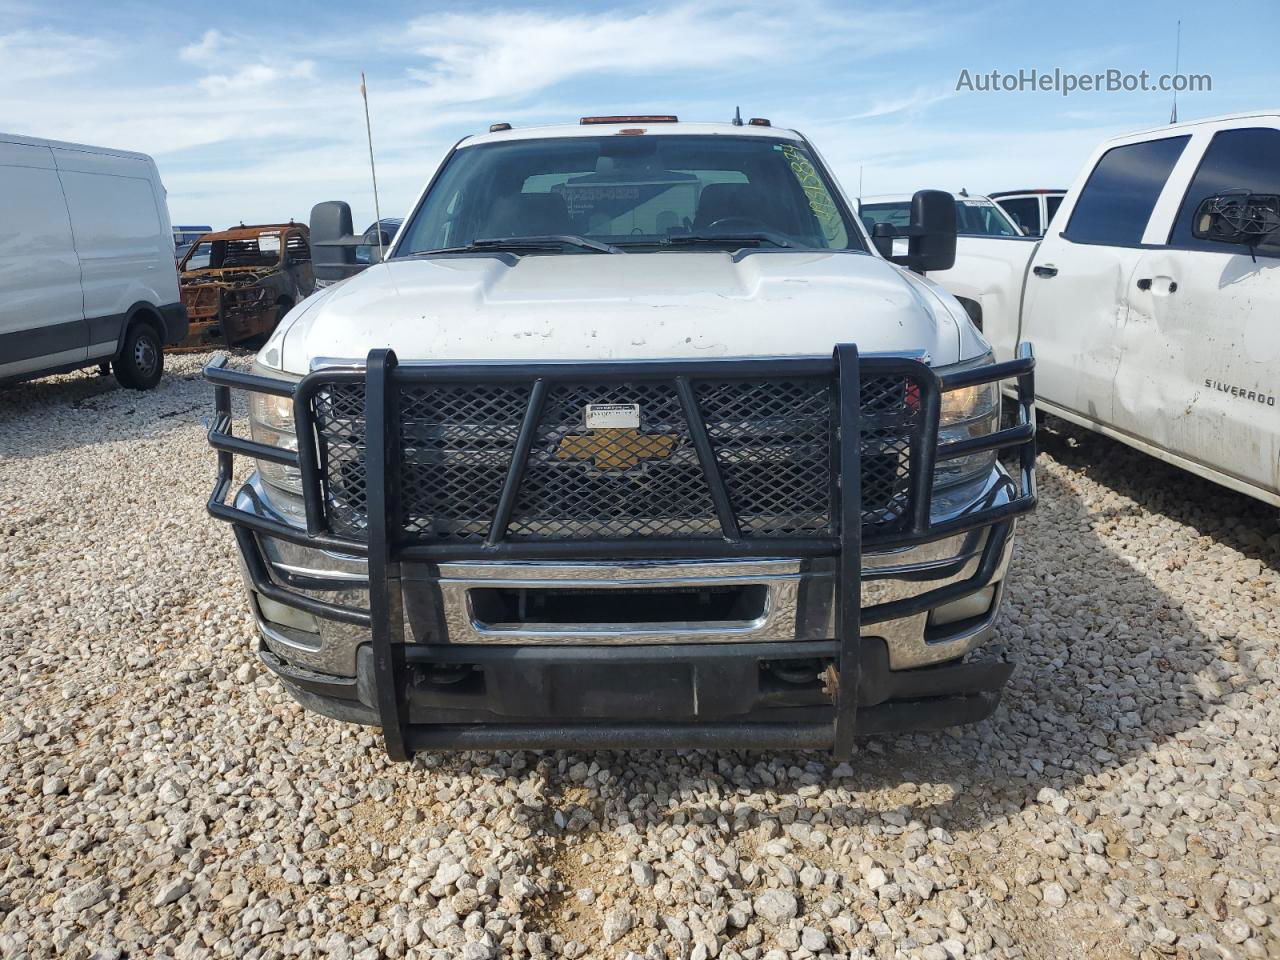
[407,234,622,257]
[660,231,793,249]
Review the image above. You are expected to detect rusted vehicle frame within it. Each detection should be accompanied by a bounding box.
[175,224,313,350]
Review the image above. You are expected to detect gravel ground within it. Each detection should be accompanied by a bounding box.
[1,352,1278,960]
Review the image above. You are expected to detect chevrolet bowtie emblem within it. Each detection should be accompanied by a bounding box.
[556,428,679,470]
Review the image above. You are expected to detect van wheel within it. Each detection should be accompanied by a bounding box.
[115,322,164,391]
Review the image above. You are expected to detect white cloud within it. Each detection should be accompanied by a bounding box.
[402,5,776,105]
[399,1,945,107]
[2,0,1205,228]
[197,60,316,94]
[841,87,956,121]
[179,28,226,65]
[0,28,109,82]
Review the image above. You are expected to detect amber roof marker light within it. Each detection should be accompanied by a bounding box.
[748,118,771,127]
[580,115,679,125]
[488,122,512,132]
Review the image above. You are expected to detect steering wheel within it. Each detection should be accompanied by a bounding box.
[704,216,769,233]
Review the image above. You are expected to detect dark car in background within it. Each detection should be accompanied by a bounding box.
[355,217,404,263]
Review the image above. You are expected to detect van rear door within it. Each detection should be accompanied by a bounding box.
[1118,122,1280,502]
[0,139,86,380]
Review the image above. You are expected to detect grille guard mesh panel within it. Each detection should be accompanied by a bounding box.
[313,382,368,538]
[400,383,532,541]
[508,381,718,539]
[309,371,923,543]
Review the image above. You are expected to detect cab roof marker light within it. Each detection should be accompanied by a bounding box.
[489,122,512,132]
[580,115,678,125]
[748,118,771,127]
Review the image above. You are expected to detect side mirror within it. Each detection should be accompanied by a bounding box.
[888,189,956,273]
[310,200,369,287]
[1191,193,1280,246]
[871,222,895,259]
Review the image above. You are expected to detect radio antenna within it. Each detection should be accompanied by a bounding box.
[1170,19,1181,124]
[732,106,743,127]
[360,71,385,259]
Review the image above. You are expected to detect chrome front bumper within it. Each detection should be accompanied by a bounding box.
[237,467,1015,679]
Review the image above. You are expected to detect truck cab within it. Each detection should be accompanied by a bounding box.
[981,112,1280,507]
[204,116,1037,758]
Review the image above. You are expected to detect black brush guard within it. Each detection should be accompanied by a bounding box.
[206,344,1036,759]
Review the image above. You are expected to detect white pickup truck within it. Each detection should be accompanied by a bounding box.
[940,112,1280,507]
[989,190,1066,238]
[204,115,1037,759]
[857,192,1037,334]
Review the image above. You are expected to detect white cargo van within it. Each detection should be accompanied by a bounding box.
[0,133,186,390]
[950,112,1280,507]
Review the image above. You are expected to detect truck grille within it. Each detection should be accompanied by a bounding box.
[310,373,920,542]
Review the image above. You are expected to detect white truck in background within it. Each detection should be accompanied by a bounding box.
[946,112,1280,507]
[989,190,1066,238]
[857,192,1038,334]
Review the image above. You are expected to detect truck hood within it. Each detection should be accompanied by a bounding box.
[266,250,966,374]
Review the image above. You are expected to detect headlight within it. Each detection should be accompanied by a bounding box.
[935,370,999,489]
[249,381,303,494]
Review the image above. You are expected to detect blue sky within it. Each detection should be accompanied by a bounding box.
[2,0,1275,228]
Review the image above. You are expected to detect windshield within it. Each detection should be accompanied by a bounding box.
[396,135,862,254]
[860,198,1022,238]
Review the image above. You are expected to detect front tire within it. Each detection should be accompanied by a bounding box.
[114,322,164,391]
